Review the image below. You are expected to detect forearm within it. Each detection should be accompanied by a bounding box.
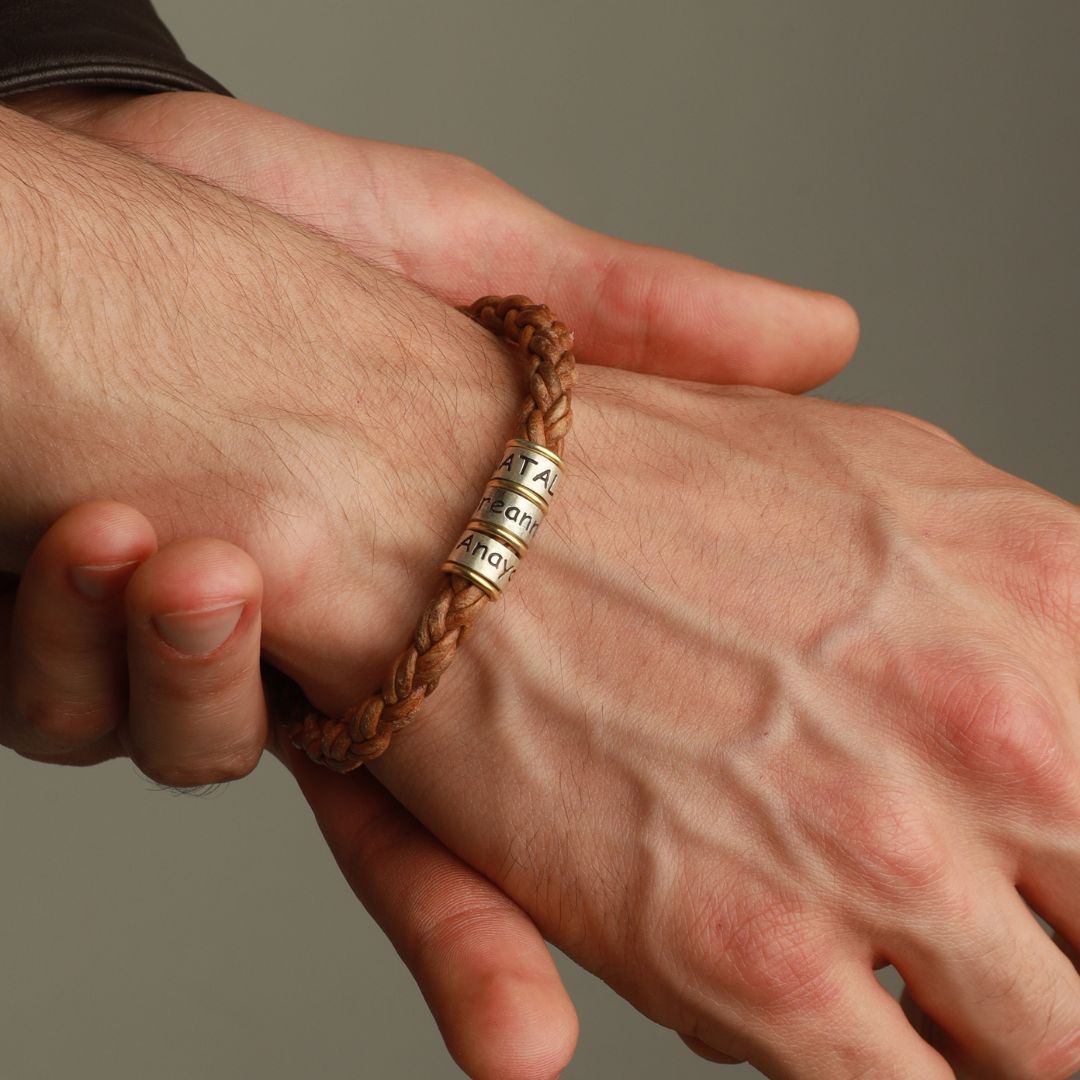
[0,101,268,562]
[0,104,517,579]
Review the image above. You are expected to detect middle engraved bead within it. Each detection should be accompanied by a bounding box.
[469,481,546,556]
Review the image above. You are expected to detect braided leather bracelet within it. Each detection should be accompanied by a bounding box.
[283,295,577,772]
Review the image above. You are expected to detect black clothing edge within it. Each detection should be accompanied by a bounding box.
[0,0,231,99]
[0,59,230,97]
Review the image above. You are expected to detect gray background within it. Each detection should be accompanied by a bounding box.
[3,1,1077,1077]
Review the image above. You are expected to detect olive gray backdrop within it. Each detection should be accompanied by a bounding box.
[3,2,1077,1077]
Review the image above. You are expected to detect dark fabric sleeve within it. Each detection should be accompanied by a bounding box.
[0,0,230,97]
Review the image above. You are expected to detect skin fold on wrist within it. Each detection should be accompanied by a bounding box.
[2,87,138,126]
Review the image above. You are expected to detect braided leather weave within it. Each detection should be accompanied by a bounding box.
[283,295,577,772]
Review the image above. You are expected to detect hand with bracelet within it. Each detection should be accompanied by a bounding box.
[3,93,1080,1080]
[0,91,853,1080]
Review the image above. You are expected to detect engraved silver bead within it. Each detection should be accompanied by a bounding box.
[469,481,545,556]
[442,528,521,599]
[489,438,564,510]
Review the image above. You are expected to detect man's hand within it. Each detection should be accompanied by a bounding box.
[6,86,858,393]
[358,379,1080,1079]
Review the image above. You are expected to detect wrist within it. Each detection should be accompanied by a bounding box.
[256,309,528,721]
[0,106,528,736]
[360,358,608,844]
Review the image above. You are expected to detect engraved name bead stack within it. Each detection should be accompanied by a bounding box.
[442,437,565,598]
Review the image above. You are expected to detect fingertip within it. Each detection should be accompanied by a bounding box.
[803,288,861,385]
[562,227,862,393]
[285,739,578,1079]
[720,280,861,393]
[440,966,578,1080]
[122,537,267,786]
[126,536,263,628]
[9,502,157,760]
[35,501,157,588]
[388,867,578,1080]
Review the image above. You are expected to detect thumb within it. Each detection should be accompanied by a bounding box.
[268,700,578,1080]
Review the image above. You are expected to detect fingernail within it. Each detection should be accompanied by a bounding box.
[152,601,245,657]
[70,561,140,601]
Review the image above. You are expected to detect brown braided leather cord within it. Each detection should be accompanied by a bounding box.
[283,295,577,772]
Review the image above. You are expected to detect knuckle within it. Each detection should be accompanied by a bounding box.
[429,149,496,189]
[704,888,840,1014]
[406,893,516,970]
[396,886,562,1060]
[1025,513,1080,630]
[16,695,113,750]
[864,405,961,446]
[823,783,953,900]
[927,658,1068,790]
[988,502,1080,634]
